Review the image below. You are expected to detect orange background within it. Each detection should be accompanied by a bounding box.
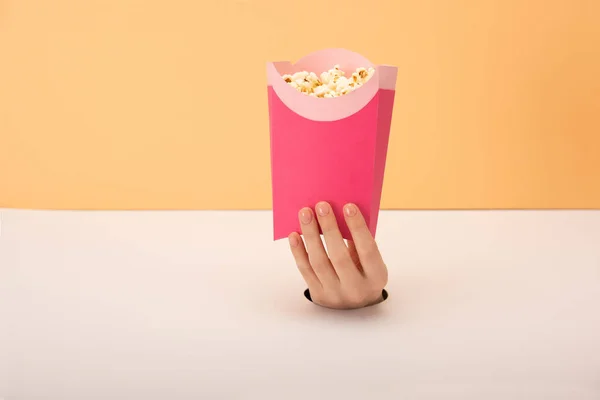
[1,0,599,210]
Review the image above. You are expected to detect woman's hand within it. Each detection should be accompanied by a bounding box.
[288,201,388,310]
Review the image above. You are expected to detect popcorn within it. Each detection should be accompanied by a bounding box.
[282,65,376,98]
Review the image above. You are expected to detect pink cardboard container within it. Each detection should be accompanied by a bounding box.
[267,48,398,241]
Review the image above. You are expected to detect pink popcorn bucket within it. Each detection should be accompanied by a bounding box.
[267,48,398,241]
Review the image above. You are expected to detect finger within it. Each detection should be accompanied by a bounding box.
[346,240,364,274]
[288,233,321,289]
[299,207,338,283]
[343,203,385,276]
[315,202,359,280]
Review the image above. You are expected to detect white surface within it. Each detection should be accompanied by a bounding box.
[0,209,599,400]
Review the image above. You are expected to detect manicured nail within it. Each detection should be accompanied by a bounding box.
[299,208,313,225]
[289,234,300,248]
[344,203,357,217]
[316,202,330,217]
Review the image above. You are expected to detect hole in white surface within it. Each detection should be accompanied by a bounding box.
[303,289,389,308]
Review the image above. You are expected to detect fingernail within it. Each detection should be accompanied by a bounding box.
[289,234,299,248]
[299,208,313,225]
[344,203,357,217]
[316,202,330,217]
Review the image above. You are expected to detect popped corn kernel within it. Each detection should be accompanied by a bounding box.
[320,71,331,85]
[307,72,320,84]
[313,85,329,97]
[356,68,368,79]
[291,71,309,81]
